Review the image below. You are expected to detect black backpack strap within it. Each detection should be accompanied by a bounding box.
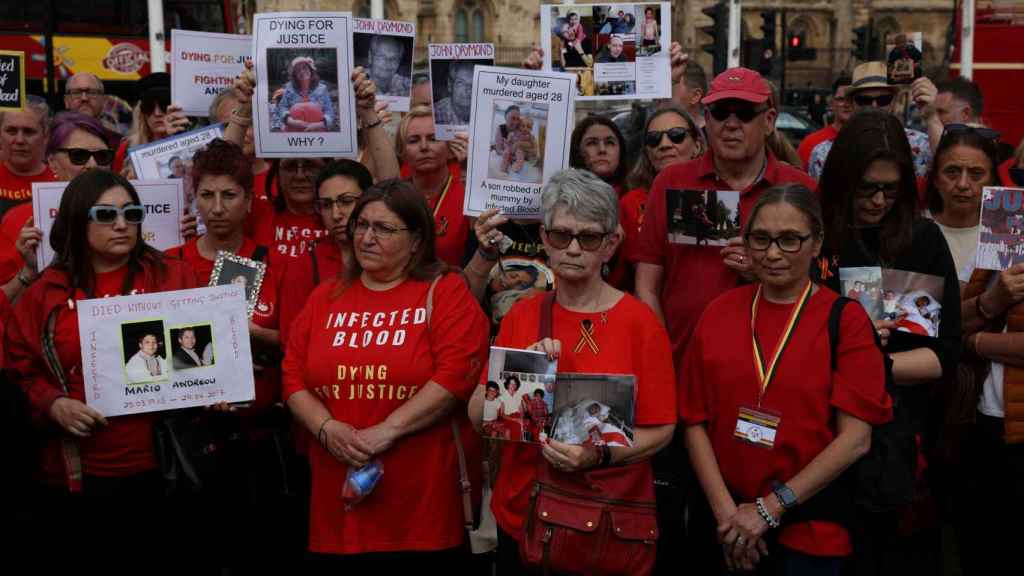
[310,246,320,286]
[827,297,853,372]
[251,245,269,263]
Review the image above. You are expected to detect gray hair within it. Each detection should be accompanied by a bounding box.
[0,97,50,132]
[541,168,619,232]
[207,88,240,122]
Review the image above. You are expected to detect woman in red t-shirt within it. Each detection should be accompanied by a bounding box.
[681,184,893,573]
[5,169,196,554]
[468,168,677,574]
[282,179,489,566]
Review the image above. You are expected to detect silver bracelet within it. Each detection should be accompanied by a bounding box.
[755,497,781,529]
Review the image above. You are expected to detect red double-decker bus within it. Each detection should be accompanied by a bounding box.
[952,1,1024,146]
[0,1,240,104]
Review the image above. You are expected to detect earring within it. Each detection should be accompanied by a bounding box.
[601,262,610,278]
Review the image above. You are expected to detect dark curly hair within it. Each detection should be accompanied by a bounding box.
[190,138,253,195]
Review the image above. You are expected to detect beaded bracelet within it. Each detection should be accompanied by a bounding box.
[755,497,781,529]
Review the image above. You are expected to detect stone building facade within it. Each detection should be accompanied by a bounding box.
[250,0,955,89]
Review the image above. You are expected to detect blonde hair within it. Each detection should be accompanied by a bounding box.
[395,104,435,161]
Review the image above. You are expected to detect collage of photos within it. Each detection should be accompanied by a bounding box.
[885,32,923,85]
[546,3,667,97]
[482,348,557,443]
[120,321,218,386]
[267,48,340,133]
[550,374,636,448]
[487,101,548,185]
[840,267,945,338]
[666,189,741,246]
[976,186,1024,271]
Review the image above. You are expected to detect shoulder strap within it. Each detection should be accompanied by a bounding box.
[251,245,269,263]
[310,245,320,286]
[424,274,475,530]
[41,303,83,493]
[827,297,852,372]
[538,290,557,341]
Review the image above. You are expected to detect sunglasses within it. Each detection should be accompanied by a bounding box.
[544,228,608,251]
[707,105,767,123]
[644,127,689,148]
[88,204,146,225]
[140,90,171,115]
[942,123,1001,141]
[57,148,114,166]
[853,93,895,107]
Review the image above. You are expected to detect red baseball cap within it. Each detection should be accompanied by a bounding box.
[701,67,772,105]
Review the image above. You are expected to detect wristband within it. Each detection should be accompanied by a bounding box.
[976,294,996,321]
[755,497,781,529]
[317,417,333,446]
[16,269,34,287]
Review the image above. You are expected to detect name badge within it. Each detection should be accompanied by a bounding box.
[734,405,781,449]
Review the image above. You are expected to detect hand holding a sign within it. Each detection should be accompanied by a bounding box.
[910,76,937,110]
[16,217,43,273]
[721,237,754,280]
[473,207,509,257]
[522,46,544,70]
[50,397,108,438]
[163,104,191,137]
[234,61,256,108]
[448,132,469,165]
[983,262,1024,313]
[670,42,689,86]
[351,66,380,123]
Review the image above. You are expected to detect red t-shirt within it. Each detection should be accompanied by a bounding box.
[635,152,818,367]
[620,186,648,263]
[488,292,678,538]
[426,163,471,267]
[252,166,275,202]
[277,240,343,349]
[679,285,893,556]
[796,125,838,170]
[250,208,326,262]
[0,162,56,219]
[281,273,489,554]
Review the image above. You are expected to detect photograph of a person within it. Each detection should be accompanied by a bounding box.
[169,324,215,370]
[839,266,884,320]
[267,48,339,133]
[549,373,635,447]
[487,100,547,184]
[161,155,188,179]
[638,5,662,54]
[880,268,945,338]
[885,32,923,85]
[353,33,414,97]
[121,320,169,385]
[431,58,490,126]
[549,6,596,93]
[210,251,267,317]
[977,186,1024,270]
[594,5,636,34]
[483,347,557,443]
[666,189,741,246]
[487,258,553,327]
[595,34,636,64]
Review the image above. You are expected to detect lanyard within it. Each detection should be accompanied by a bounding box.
[750,281,813,404]
[430,173,453,219]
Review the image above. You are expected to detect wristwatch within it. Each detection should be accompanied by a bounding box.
[771,481,798,510]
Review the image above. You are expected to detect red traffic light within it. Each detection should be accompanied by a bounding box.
[790,34,802,48]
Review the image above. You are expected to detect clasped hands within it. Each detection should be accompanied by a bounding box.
[717,502,773,572]
[321,419,399,468]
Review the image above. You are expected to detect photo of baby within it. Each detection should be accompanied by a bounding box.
[487,100,547,184]
[550,373,635,448]
[842,266,944,338]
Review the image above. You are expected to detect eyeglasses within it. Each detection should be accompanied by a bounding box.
[707,105,768,123]
[353,219,409,239]
[856,181,901,200]
[942,123,1001,141]
[644,127,689,148]
[316,194,360,212]
[66,88,104,98]
[745,232,812,253]
[88,204,146,225]
[57,148,114,166]
[544,228,609,251]
[853,93,895,107]
[140,90,171,115]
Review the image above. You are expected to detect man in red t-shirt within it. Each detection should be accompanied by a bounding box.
[797,75,852,169]
[635,66,817,369]
[0,104,57,218]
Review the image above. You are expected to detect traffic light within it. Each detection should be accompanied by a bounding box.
[786,31,816,61]
[852,25,873,61]
[701,0,728,75]
[760,10,776,52]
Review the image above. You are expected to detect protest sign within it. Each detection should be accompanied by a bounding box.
[128,123,224,181]
[0,50,25,111]
[428,43,495,140]
[253,11,357,158]
[464,66,576,218]
[32,179,186,271]
[353,18,416,113]
[170,30,253,117]
[540,3,672,100]
[977,186,1024,271]
[78,285,255,417]
[885,32,923,85]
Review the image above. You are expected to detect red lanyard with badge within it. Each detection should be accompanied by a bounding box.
[734,281,813,449]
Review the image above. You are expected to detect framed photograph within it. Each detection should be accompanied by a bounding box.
[885,32,923,85]
[209,250,267,319]
[483,347,557,443]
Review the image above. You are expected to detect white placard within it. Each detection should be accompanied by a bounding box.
[541,3,672,101]
[170,29,253,117]
[32,179,187,271]
[78,285,255,417]
[428,43,495,141]
[253,11,357,158]
[353,18,416,113]
[128,123,224,180]
[465,66,576,219]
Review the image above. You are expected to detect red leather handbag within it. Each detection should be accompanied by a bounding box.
[519,292,659,575]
